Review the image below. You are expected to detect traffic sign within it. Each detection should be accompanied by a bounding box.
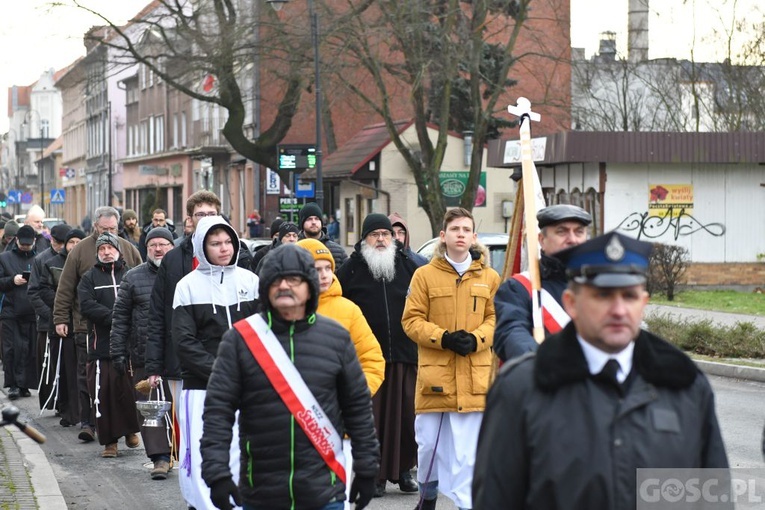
[7,190,21,204]
[50,189,66,204]
[65,168,76,179]
[294,175,315,199]
[21,193,33,205]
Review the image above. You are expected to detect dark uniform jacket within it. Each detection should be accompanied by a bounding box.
[145,230,252,378]
[110,262,159,368]
[0,244,37,321]
[35,249,69,333]
[171,218,259,390]
[200,245,379,509]
[27,247,59,332]
[336,241,420,364]
[472,322,729,510]
[77,258,127,360]
[493,254,568,361]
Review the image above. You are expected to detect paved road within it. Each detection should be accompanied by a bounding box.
[3,373,761,510]
[646,304,765,330]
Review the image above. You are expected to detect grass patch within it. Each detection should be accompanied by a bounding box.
[650,290,765,316]
[645,313,765,358]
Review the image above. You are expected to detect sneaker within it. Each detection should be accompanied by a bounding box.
[78,426,96,443]
[151,460,170,480]
[397,470,418,493]
[7,387,19,400]
[19,388,31,398]
[101,443,118,458]
[125,433,140,448]
[374,481,386,498]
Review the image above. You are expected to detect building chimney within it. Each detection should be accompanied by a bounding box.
[628,0,649,62]
[597,31,617,63]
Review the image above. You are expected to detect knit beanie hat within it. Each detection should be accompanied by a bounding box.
[66,229,86,243]
[122,209,138,222]
[95,232,121,252]
[299,202,324,229]
[4,220,19,238]
[270,218,284,237]
[361,213,393,239]
[278,222,300,242]
[145,227,174,244]
[297,238,335,272]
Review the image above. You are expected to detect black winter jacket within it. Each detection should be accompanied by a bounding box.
[335,242,420,364]
[38,250,70,333]
[0,244,37,321]
[110,262,159,368]
[201,313,380,508]
[78,258,126,360]
[473,323,729,509]
[27,247,59,331]
[145,229,255,378]
[171,217,259,389]
[493,254,569,361]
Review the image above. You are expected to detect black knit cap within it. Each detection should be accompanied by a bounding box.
[66,229,86,244]
[298,202,324,229]
[270,218,284,237]
[145,227,173,244]
[278,222,300,241]
[361,213,393,239]
[258,243,320,316]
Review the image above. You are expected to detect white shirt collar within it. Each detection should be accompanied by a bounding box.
[576,335,634,384]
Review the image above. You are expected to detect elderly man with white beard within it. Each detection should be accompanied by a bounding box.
[336,213,422,498]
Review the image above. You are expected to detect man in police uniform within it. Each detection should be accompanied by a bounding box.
[473,231,729,509]
[493,204,591,361]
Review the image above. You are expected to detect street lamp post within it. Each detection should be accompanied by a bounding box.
[268,0,324,207]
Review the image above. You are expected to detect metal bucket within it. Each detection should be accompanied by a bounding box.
[136,385,171,427]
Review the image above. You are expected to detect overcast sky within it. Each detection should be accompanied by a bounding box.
[1,0,761,132]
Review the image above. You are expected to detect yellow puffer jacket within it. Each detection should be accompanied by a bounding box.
[318,275,385,396]
[402,243,500,414]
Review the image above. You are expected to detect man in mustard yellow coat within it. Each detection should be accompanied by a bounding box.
[402,208,500,510]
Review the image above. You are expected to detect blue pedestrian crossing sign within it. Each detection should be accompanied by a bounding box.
[50,189,66,204]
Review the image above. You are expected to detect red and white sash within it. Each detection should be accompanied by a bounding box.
[512,272,570,334]
[234,315,347,484]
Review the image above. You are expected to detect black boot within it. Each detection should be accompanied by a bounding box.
[374,481,386,498]
[7,387,19,400]
[398,470,418,493]
[414,497,437,510]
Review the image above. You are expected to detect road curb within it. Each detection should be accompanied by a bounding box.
[8,424,67,510]
[695,360,765,383]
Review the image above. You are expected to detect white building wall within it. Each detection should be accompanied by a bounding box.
[604,163,765,263]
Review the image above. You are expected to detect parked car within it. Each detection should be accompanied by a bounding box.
[13,215,66,231]
[416,232,509,274]
[241,238,272,258]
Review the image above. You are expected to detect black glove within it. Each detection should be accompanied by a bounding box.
[209,478,242,510]
[349,475,375,509]
[442,330,476,356]
[112,357,127,376]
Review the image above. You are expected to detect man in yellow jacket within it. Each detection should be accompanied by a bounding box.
[402,208,500,510]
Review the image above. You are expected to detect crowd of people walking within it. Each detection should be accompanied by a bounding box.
[0,197,730,510]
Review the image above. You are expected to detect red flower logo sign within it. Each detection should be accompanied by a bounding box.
[650,185,669,203]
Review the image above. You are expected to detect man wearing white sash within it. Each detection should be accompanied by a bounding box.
[493,204,592,361]
[201,243,379,510]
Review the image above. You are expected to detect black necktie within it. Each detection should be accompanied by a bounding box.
[595,359,623,395]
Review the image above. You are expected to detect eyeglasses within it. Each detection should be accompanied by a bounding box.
[147,242,173,250]
[271,275,304,287]
[367,230,392,239]
[193,211,218,218]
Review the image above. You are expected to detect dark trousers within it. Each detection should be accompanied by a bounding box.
[75,332,94,426]
[2,320,38,390]
[57,334,80,425]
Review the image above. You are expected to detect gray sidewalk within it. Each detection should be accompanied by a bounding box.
[1,304,764,509]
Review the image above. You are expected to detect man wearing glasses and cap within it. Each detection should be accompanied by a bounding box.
[493,204,592,362]
[473,231,729,508]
